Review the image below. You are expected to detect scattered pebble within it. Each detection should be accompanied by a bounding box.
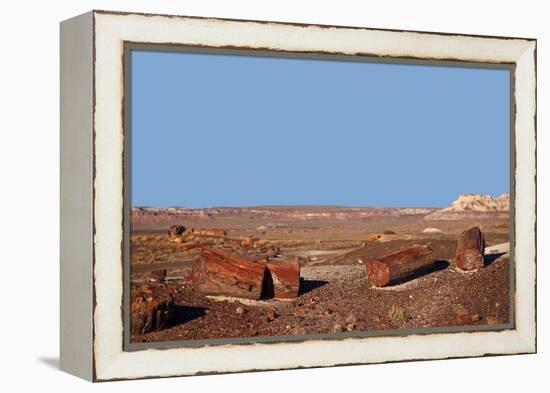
[235,306,245,315]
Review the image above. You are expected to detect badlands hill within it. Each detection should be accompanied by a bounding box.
[425,193,510,220]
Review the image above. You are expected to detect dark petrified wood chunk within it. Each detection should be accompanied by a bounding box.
[191,247,265,299]
[131,285,175,334]
[455,226,485,271]
[263,261,301,299]
[366,244,434,287]
[168,224,186,238]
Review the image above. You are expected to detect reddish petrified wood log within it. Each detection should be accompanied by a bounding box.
[131,285,175,334]
[191,247,265,299]
[366,244,434,287]
[183,242,201,250]
[188,228,226,237]
[455,226,485,271]
[263,261,301,299]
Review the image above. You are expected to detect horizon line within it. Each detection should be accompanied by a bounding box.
[131,191,510,210]
[131,204,441,209]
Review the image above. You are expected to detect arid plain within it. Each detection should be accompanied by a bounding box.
[130,193,510,343]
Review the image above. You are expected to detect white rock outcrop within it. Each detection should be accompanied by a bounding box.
[425,193,510,220]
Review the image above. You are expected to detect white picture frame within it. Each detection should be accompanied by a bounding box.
[60,10,536,381]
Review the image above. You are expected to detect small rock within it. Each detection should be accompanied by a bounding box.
[235,306,245,315]
[345,314,356,324]
[148,269,167,282]
[292,327,306,335]
[458,313,481,324]
[266,308,278,322]
[422,227,444,234]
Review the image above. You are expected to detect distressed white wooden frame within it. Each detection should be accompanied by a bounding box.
[60,10,536,382]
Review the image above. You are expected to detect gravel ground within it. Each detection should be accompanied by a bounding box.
[131,253,510,343]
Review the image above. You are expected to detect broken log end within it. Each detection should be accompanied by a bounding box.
[366,260,390,287]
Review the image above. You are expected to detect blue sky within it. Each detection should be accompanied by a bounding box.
[130,50,510,208]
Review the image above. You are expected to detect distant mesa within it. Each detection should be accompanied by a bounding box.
[425,193,510,220]
[131,193,510,223]
[131,205,438,223]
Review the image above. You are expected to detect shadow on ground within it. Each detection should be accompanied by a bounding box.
[299,279,329,295]
[37,357,59,370]
[484,252,506,267]
[173,305,207,325]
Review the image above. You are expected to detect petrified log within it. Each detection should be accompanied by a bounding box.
[188,228,226,237]
[168,225,186,238]
[263,261,301,299]
[455,226,485,271]
[366,244,434,287]
[241,237,260,248]
[326,243,368,265]
[191,247,265,299]
[183,242,201,250]
[131,285,175,334]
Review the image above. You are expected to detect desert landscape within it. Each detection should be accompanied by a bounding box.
[130,193,511,343]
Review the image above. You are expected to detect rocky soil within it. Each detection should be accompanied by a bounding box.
[131,253,510,343]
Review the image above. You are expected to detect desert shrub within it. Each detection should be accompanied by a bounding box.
[486,316,502,325]
[388,305,405,322]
